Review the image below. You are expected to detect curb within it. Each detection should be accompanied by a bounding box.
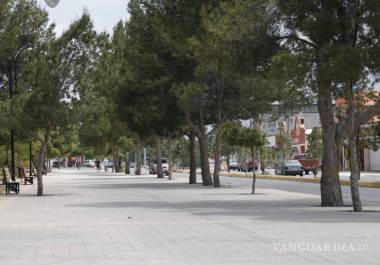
[224,172,380,189]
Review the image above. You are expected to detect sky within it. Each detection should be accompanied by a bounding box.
[37,0,129,35]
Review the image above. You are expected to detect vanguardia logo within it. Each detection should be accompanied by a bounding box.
[273,241,369,253]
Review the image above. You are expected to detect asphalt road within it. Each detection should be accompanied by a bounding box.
[216,174,380,204]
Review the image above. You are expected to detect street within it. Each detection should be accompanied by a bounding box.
[232,168,380,182]
[0,168,379,265]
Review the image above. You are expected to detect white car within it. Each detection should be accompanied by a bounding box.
[149,158,169,175]
[84,160,95,167]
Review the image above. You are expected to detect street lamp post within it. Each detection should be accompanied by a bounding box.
[8,59,16,181]
[4,1,58,181]
[29,142,33,176]
[8,44,33,181]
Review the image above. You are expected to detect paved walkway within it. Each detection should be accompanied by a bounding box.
[0,168,379,265]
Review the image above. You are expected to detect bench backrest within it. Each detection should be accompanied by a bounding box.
[2,167,12,184]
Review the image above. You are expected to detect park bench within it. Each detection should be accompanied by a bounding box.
[18,167,34,185]
[2,167,20,195]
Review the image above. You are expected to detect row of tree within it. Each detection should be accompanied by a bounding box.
[0,1,379,212]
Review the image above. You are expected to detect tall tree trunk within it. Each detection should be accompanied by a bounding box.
[125,151,131,174]
[318,83,344,207]
[251,148,256,194]
[155,135,163,179]
[168,138,175,181]
[213,129,221,188]
[36,129,50,196]
[4,147,9,169]
[347,85,363,212]
[113,147,121,173]
[198,130,213,186]
[168,159,174,180]
[226,151,231,173]
[189,131,197,184]
[337,142,344,170]
[212,85,223,187]
[349,137,362,212]
[135,137,142,175]
[260,150,266,175]
[198,106,213,186]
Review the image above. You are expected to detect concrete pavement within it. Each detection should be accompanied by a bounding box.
[0,168,379,265]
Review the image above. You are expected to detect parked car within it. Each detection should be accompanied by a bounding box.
[83,160,95,167]
[52,160,60,168]
[228,160,239,171]
[238,160,259,172]
[292,154,319,175]
[107,161,114,168]
[149,158,169,175]
[275,160,304,176]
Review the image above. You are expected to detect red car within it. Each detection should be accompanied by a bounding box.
[238,160,259,172]
[292,154,319,175]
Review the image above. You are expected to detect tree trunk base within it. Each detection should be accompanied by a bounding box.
[213,176,221,188]
[321,178,344,207]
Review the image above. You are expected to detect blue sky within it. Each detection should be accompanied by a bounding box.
[38,0,129,35]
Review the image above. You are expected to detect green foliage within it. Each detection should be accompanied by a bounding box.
[191,0,281,121]
[275,125,292,160]
[276,0,380,116]
[0,0,51,143]
[307,127,323,160]
[221,123,266,150]
[77,22,134,160]
[116,1,184,138]
[260,146,277,168]
[24,12,96,134]
[358,123,380,152]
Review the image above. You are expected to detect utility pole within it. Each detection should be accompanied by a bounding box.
[8,58,16,181]
[7,44,33,181]
[144,147,147,168]
[29,142,33,176]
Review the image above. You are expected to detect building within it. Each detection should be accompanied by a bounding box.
[258,98,379,171]
[336,90,380,171]
[259,104,320,154]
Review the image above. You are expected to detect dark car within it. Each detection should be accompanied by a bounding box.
[275,160,304,176]
[52,160,60,168]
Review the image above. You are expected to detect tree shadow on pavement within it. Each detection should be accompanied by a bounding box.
[66,198,380,223]
[79,182,209,190]
[73,177,157,181]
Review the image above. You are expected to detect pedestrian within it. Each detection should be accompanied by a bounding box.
[95,160,101,172]
[76,156,81,170]
[103,158,109,173]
